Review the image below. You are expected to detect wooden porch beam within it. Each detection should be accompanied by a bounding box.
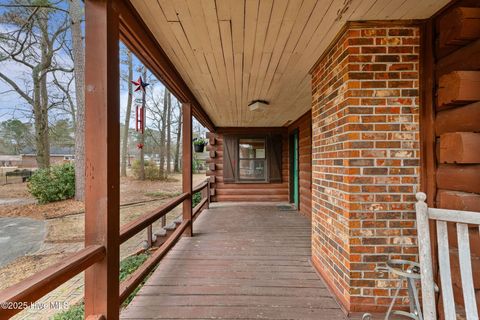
[84,0,120,318]
[115,0,215,132]
[419,20,437,207]
[182,103,193,236]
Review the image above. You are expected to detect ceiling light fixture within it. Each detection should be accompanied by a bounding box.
[248,99,270,111]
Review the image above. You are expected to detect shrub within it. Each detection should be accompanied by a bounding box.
[52,252,151,318]
[28,163,75,204]
[192,157,200,173]
[52,303,84,320]
[120,252,150,281]
[192,192,202,207]
[131,159,166,180]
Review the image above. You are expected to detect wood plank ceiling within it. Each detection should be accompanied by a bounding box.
[131,0,450,127]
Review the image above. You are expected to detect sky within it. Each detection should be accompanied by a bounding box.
[0,2,206,136]
[0,1,73,121]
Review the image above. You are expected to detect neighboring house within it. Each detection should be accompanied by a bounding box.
[14,147,75,168]
[2,1,479,319]
[0,155,23,167]
[19,154,75,168]
[0,154,74,168]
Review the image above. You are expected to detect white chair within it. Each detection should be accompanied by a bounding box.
[416,192,479,320]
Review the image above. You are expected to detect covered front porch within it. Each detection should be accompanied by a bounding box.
[121,202,346,319]
[2,0,480,319]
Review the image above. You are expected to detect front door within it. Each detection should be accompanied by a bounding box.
[290,131,299,209]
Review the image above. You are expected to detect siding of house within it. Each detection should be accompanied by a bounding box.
[20,155,70,168]
[310,24,421,312]
[287,111,312,218]
[424,0,480,312]
[206,128,289,202]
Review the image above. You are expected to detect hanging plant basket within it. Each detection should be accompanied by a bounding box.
[194,144,205,153]
[194,138,207,153]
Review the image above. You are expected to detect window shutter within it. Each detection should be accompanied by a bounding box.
[268,134,282,183]
[223,135,236,183]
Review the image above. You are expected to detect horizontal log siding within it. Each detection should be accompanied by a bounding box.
[206,129,289,202]
[288,111,312,218]
[429,1,480,314]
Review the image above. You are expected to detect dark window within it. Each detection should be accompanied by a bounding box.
[223,134,282,184]
[238,138,267,181]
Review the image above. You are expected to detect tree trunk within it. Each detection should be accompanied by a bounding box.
[69,0,85,200]
[35,21,51,170]
[158,90,168,179]
[138,68,146,180]
[40,73,50,167]
[166,91,172,174]
[121,50,133,177]
[33,72,50,169]
[174,104,182,173]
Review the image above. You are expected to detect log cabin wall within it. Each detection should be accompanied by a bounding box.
[206,127,289,202]
[424,0,480,313]
[287,111,313,218]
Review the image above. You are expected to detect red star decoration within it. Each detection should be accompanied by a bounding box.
[131,76,150,92]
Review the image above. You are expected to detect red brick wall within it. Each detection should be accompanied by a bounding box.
[311,25,420,312]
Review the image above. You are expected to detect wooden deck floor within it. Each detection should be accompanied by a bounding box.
[121,203,347,320]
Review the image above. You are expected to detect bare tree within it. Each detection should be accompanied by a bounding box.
[52,72,76,122]
[68,0,85,200]
[0,3,72,168]
[166,90,172,174]
[157,89,168,179]
[146,86,165,179]
[173,101,182,173]
[121,49,133,177]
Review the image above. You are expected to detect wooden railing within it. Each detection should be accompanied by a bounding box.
[119,192,189,243]
[0,179,211,319]
[192,180,210,219]
[118,179,210,303]
[0,245,105,319]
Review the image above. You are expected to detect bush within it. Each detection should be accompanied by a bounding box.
[131,159,166,180]
[120,252,150,281]
[52,252,151,319]
[192,192,202,207]
[28,163,75,204]
[52,303,84,320]
[120,252,151,306]
[192,157,203,173]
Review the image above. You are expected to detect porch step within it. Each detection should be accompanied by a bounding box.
[215,194,289,202]
[165,222,176,231]
[216,188,288,195]
[153,228,167,247]
[174,216,183,226]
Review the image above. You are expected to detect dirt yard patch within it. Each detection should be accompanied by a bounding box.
[0,181,31,199]
[0,173,206,220]
[0,173,206,290]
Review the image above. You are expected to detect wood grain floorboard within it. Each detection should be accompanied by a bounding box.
[121,203,346,320]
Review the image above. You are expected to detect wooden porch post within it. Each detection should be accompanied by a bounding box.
[182,103,193,236]
[84,0,120,318]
